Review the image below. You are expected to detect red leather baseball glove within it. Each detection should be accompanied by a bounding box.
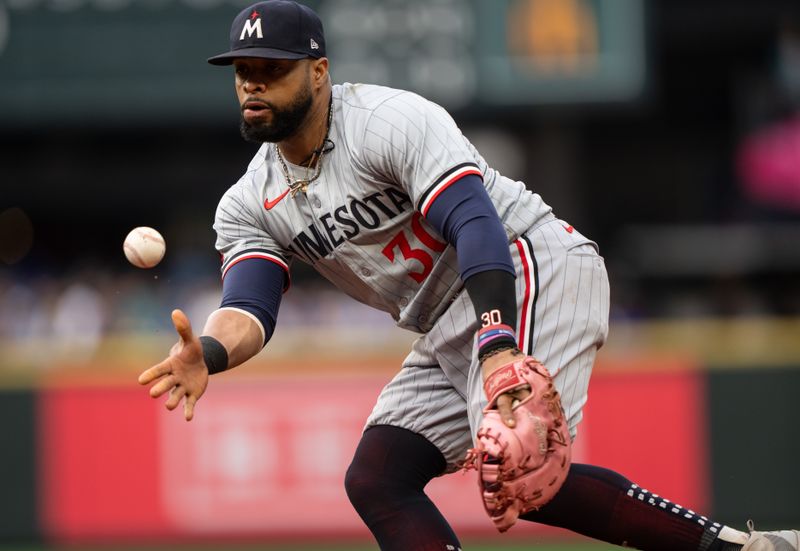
[464,356,572,532]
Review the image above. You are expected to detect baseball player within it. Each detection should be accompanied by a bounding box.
[138,2,799,550]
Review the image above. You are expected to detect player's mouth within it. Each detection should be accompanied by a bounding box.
[242,100,272,122]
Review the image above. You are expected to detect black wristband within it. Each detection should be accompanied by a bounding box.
[199,336,229,375]
[463,269,518,333]
[464,269,519,359]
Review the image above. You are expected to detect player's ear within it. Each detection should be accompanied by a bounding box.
[310,57,329,89]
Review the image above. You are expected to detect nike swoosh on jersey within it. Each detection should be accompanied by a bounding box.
[264,188,291,210]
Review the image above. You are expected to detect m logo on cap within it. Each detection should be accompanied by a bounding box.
[240,10,263,40]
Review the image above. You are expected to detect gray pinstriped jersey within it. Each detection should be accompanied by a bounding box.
[214,83,556,334]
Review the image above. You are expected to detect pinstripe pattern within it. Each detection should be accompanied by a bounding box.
[214,83,554,333]
[368,220,610,471]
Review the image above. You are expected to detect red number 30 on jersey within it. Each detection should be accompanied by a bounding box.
[382,213,447,283]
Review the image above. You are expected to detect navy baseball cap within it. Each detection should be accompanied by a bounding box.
[207,0,326,65]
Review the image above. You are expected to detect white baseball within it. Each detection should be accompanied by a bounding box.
[123,226,166,269]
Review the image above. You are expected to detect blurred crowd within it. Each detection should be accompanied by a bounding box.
[2,253,799,370]
[0,266,397,366]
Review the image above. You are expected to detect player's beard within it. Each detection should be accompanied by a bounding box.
[239,79,313,144]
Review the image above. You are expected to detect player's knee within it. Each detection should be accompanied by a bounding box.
[345,425,446,513]
[344,457,391,511]
[344,461,370,509]
[344,453,417,515]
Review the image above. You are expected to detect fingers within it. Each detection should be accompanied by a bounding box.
[165,385,186,411]
[140,310,203,422]
[157,383,199,423]
[184,395,198,422]
[171,309,195,344]
[156,382,199,422]
[149,374,178,398]
[494,388,532,428]
[138,361,172,385]
[495,394,516,427]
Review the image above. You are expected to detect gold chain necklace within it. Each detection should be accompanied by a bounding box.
[274,99,333,197]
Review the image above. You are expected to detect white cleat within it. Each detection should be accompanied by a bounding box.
[742,521,800,551]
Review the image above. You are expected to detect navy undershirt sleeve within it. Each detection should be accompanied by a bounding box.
[220,258,286,346]
[424,173,515,280]
[425,174,519,351]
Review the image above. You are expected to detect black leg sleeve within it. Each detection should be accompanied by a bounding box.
[345,425,462,551]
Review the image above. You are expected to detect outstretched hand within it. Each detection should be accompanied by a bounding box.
[138,309,209,421]
[481,348,531,428]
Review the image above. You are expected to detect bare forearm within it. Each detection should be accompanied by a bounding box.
[202,308,264,370]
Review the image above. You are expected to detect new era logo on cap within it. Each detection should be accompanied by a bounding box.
[208,0,326,66]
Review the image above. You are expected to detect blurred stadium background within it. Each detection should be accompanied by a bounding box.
[2,0,800,549]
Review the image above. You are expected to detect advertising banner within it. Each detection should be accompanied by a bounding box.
[38,365,706,542]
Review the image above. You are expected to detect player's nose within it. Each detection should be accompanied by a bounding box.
[241,77,267,93]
